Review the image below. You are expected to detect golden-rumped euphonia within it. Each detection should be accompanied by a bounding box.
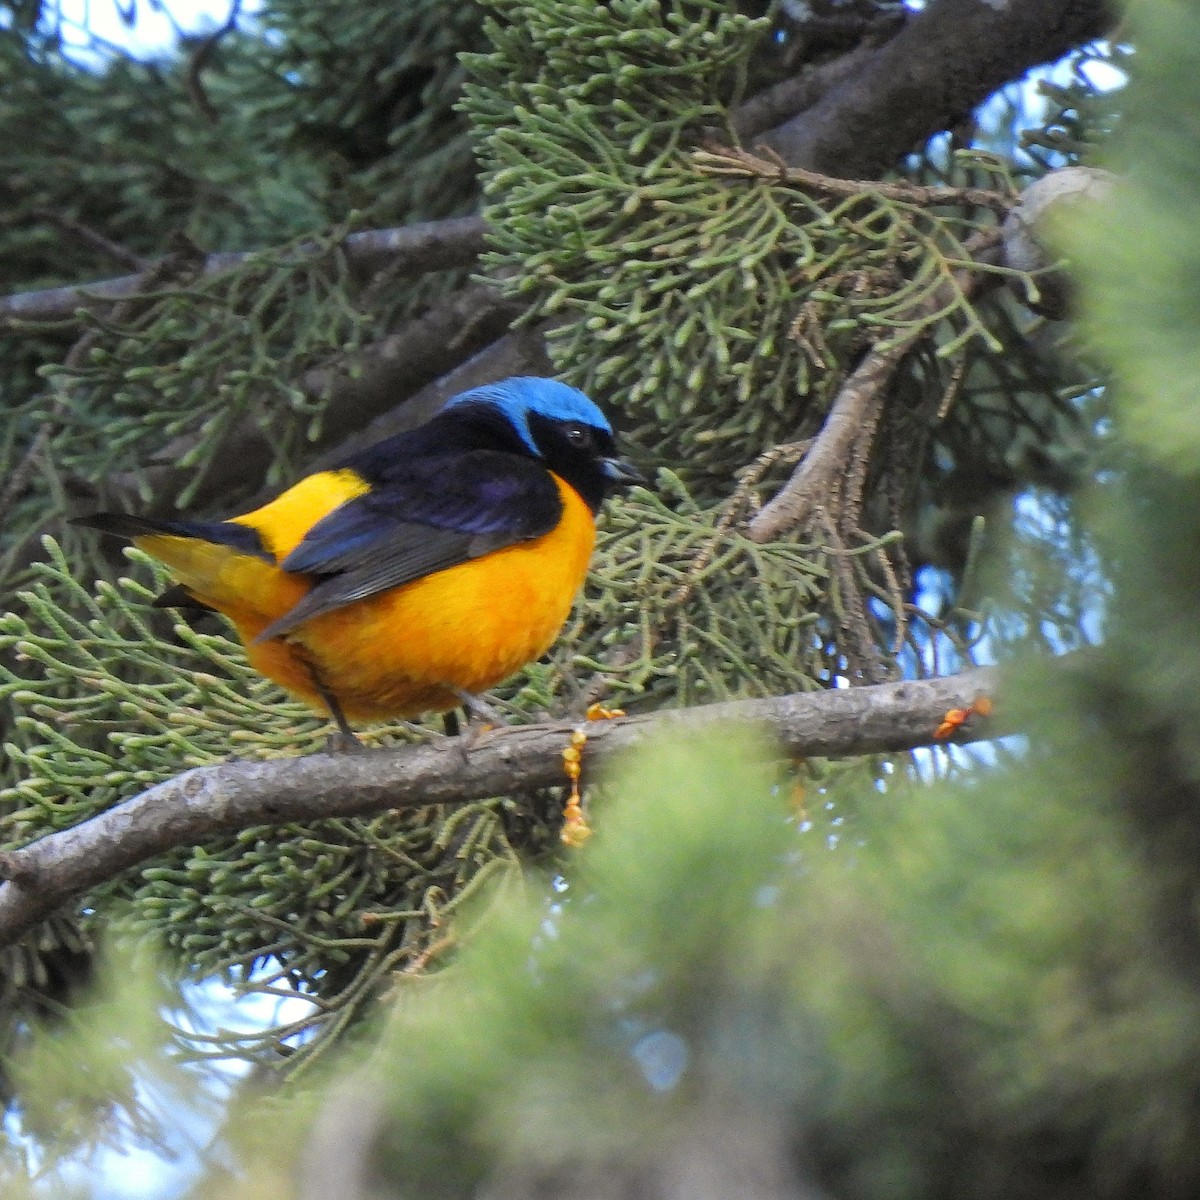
[77,377,641,739]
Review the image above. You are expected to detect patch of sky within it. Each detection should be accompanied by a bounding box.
[41,0,263,68]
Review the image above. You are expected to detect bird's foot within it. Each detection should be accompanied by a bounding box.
[430,691,511,762]
[306,666,365,753]
[451,688,508,728]
[323,728,367,754]
[432,719,503,763]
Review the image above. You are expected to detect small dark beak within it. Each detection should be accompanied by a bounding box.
[601,455,647,488]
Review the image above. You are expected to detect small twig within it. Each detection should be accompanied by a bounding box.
[186,0,242,124]
[694,145,1017,211]
[747,231,1003,544]
[936,353,971,422]
[0,318,112,524]
[0,425,53,523]
[30,207,148,272]
[0,217,489,327]
[581,440,813,708]
[748,345,901,543]
[1,247,209,525]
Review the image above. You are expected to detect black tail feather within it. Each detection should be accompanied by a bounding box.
[70,512,178,539]
[151,584,214,613]
[72,512,271,560]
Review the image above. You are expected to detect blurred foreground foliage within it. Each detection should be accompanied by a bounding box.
[7,710,1200,1198]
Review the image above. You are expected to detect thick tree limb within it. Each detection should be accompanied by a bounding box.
[747,345,903,543]
[296,283,524,436]
[93,281,522,517]
[0,217,488,327]
[315,325,557,468]
[758,0,1115,176]
[731,38,887,145]
[0,665,1001,949]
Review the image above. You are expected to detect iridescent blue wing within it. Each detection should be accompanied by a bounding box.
[257,449,561,640]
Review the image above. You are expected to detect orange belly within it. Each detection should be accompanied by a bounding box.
[137,471,596,723]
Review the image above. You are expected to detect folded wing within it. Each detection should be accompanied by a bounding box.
[257,450,563,640]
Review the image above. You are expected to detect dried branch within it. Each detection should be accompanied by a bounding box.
[29,207,149,273]
[0,217,488,327]
[694,145,1015,211]
[185,0,242,124]
[746,230,1003,543]
[0,664,1002,949]
[747,345,902,543]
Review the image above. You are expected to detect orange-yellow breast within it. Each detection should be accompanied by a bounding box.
[133,469,596,722]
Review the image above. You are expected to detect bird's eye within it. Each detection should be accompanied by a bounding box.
[564,424,591,448]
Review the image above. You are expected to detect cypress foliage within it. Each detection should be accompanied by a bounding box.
[0,3,1152,1189]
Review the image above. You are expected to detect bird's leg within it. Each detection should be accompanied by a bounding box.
[451,687,506,728]
[304,664,364,753]
[456,689,515,757]
[431,689,507,758]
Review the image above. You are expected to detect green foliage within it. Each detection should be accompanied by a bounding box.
[0,0,483,297]
[0,0,486,597]
[3,943,195,1164]
[0,491,896,1079]
[0,1,1147,1183]
[364,733,791,1194]
[461,0,1077,496]
[0,29,326,292]
[573,471,829,707]
[1070,9,1200,472]
[1018,40,1131,168]
[41,225,384,507]
[464,0,772,475]
[252,0,486,224]
[0,542,561,1076]
[570,471,934,706]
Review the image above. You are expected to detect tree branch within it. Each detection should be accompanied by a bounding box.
[694,145,1015,211]
[6,0,1115,333]
[0,665,1002,949]
[730,13,908,144]
[312,324,556,468]
[29,207,149,273]
[93,281,523,517]
[747,345,902,543]
[0,217,488,327]
[746,229,1003,543]
[755,0,1115,176]
[7,0,1114,334]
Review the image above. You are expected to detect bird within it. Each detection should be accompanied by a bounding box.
[76,376,642,742]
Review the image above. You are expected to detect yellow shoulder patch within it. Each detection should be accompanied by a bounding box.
[232,468,371,561]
